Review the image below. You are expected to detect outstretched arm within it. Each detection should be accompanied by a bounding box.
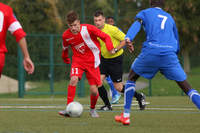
[125,19,142,41]
[125,19,142,53]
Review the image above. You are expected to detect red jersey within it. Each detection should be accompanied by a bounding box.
[62,24,114,68]
[0,2,26,53]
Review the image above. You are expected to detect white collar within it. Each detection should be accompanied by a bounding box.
[155,7,162,9]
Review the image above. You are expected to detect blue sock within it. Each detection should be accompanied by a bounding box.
[106,76,118,97]
[124,80,135,113]
[187,89,200,110]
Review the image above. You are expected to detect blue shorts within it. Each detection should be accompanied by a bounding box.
[131,52,187,81]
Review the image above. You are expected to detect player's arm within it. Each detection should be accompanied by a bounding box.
[125,18,142,42]
[62,35,70,64]
[112,28,134,53]
[125,18,142,53]
[89,25,115,54]
[8,8,34,74]
[109,26,128,52]
[18,38,34,74]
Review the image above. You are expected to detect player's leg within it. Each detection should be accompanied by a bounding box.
[111,58,145,109]
[98,59,112,110]
[58,66,84,117]
[115,69,139,125]
[66,66,84,104]
[89,85,99,117]
[115,53,158,125]
[177,80,200,109]
[0,53,5,78]
[86,66,102,117]
[98,74,112,110]
[67,76,79,104]
[58,76,79,117]
[105,76,121,104]
[161,53,200,110]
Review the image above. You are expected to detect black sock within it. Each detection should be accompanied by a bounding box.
[98,85,111,106]
[134,91,142,100]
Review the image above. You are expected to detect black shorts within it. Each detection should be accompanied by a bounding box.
[100,54,123,82]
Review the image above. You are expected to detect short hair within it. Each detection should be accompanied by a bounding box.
[150,0,165,7]
[106,16,114,21]
[66,10,79,24]
[94,10,104,17]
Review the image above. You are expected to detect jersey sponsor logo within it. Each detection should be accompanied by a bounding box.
[74,43,85,54]
[66,37,74,41]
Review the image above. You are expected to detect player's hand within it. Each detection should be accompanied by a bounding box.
[127,42,134,53]
[128,44,134,53]
[109,48,116,54]
[63,58,71,64]
[23,57,34,74]
[125,38,134,53]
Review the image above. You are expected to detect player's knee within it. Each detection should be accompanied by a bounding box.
[90,86,98,95]
[128,70,139,81]
[69,77,79,86]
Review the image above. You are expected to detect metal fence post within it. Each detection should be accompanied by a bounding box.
[114,0,118,25]
[18,45,25,98]
[77,73,85,97]
[49,34,54,95]
[148,79,152,96]
[81,0,85,23]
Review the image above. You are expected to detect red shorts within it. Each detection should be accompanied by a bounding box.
[70,63,102,86]
[0,53,5,78]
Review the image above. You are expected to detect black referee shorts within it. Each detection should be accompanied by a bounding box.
[100,54,123,82]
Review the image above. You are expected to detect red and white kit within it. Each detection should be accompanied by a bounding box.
[62,24,113,85]
[0,2,26,76]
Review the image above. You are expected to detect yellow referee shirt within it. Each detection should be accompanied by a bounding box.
[98,24,125,59]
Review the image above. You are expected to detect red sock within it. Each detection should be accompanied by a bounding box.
[67,85,76,105]
[90,93,99,109]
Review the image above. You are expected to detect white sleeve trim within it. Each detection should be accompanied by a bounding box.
[8,21,22,34]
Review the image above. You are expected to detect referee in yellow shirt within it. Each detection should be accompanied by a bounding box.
[93,10,146,111]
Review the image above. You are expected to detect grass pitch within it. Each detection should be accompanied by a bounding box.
[0,96,199,133]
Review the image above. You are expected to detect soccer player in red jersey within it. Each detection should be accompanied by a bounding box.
[58,11,115,117]
[0,2,34,77]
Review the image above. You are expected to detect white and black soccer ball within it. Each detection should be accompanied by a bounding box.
[66,101,83,117]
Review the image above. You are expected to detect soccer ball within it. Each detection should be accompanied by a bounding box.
[66,101,83,117]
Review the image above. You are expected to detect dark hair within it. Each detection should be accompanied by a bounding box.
[150,0,164,7]
[66,10,79,24]
[94,10,104,17]
[106,16,114,21]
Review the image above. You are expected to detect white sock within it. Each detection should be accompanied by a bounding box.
[123,112,130,118]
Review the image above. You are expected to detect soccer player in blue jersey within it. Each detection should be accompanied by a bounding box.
[115,0,200,125]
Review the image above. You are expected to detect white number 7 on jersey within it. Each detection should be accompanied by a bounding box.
[0,11,4,32]
[158,14,168,30]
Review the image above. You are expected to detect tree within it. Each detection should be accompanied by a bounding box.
[165,0,200,73]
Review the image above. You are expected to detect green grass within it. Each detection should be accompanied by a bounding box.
[0,96,199,133]
[1,67,200,99]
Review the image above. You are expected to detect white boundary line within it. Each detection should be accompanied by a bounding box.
[1,102,199,111]
[0,103,146,109]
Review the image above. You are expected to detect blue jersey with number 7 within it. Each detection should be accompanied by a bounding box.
[126,7,180,55]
